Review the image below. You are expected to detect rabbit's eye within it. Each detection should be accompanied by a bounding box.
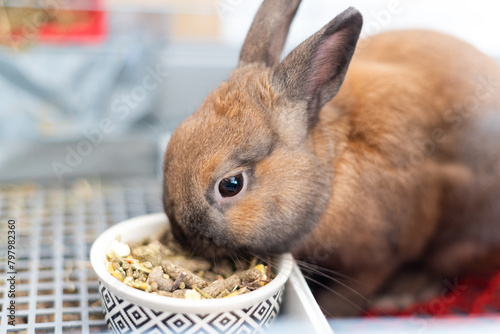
[218,173,244,198]
[214,171,248,203]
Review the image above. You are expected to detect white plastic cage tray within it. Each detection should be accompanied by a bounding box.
[0,179,331,333]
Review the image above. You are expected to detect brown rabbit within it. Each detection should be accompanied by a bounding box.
[163,0,500,316]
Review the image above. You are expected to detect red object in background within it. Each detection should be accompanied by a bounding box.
[5,0,107,46]
[39,0,106,45]
[471,270,500,314]
[366,269,500,317]
[38,9,107,45]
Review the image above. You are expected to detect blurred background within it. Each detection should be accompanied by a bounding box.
[1,0,499,183]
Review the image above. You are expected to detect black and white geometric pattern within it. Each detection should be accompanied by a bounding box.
[99,281,284,334]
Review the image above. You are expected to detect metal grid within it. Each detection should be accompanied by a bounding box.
[0,179,163,333]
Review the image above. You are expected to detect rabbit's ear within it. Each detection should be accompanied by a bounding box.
[273,7,363,126]
[239,0,302,68]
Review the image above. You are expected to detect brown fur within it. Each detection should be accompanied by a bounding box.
[296,30,500,314]
[163,1,500,316]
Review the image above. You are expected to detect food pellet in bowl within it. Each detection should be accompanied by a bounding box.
[105,229,275,299]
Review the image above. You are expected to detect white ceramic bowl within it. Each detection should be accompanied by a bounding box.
[90,213,293,333]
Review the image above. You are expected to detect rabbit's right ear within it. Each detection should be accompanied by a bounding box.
[273,7,363,127]
[239,0,302,68]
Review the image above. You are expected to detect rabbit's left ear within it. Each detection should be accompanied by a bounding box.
[273,7,363,126]
[239,0,302,68]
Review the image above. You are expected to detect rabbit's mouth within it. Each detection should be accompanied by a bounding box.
[167,211,285,259]
[182,232,233,258]
[168,213,237,258]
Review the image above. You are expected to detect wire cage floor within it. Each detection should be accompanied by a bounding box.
[0,179,164,333]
